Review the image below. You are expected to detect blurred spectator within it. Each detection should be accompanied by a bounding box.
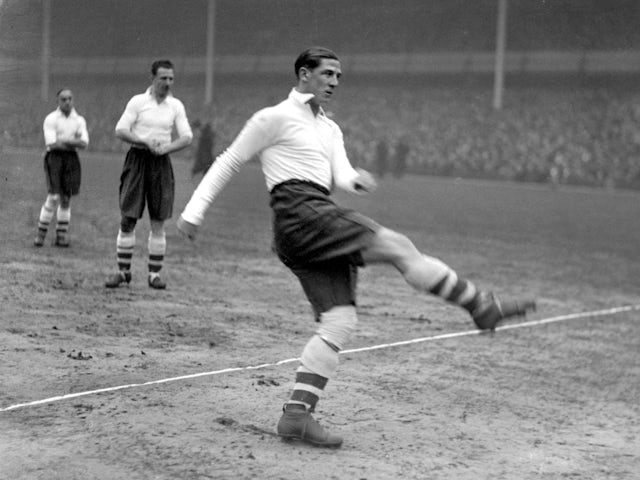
[374,139,389,178]
[6,76,640,191]
[392,135,410,178]
[191,120,216,179]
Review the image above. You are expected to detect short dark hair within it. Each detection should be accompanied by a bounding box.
[151,59,174,76]
[294,47,339,78]
[56,87,72,98]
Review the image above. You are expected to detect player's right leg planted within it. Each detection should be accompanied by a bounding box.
[105,228,135,288]
[404,254,536,331]
[34,194,58,247]
[277,306,357,448]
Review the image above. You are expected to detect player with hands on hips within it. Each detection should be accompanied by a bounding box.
[177,47,535,448]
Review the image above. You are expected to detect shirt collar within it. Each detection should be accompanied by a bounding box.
[289,88,325,117]
[57,107,77,118]
[146,86,173,101]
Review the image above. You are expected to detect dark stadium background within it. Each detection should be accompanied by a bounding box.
[4,0,640,55]
[2,0,640,188]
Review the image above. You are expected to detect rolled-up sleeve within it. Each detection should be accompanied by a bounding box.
[43,113,57,147]
[115,97,139,132]
[78,117,89,145]
[330,126,359,192]
[174,101,193,141]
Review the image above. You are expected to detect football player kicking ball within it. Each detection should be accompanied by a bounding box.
[177,47,536,448]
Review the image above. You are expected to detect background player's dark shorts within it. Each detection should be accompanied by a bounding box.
[270,180,380,318]
[119,147,175,221]
[44,150,81,196]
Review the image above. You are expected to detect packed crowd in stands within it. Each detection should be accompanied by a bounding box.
[5,0,640,189]
[4,76,640,190]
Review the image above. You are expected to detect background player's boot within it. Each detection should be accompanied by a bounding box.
[54,232,70,247]
[276,403,343,448]
[472,292,536,331]
[105,271,131,288]
[34,232,46,247]
[148,274,166,290]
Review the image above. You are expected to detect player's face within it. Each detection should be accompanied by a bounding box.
[152,67,174,98]
[301,58,341,108]
[57,90,73,115]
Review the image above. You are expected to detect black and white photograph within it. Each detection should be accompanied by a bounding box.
[1,1,639,478]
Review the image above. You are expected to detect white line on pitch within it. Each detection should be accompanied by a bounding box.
[2,304,639,412]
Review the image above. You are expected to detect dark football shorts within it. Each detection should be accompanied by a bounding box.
[270,179,380,319]
[119,147,175,221]
[44,150,81,196]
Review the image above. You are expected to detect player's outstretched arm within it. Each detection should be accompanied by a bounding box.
[177,111,270,244]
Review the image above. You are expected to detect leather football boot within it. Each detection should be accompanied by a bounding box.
[276,403,343,448]
[54,233,70,247]
[34,234,45,247]
[472,292,536,331]
[148,275,166,290]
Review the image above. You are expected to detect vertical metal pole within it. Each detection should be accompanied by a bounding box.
[41,0,51,101]
[493,0,507,110]
[204,0,216,109]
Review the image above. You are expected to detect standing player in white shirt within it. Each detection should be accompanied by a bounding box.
[177,47,536,447]
[34,88,89,248]
[105,59,193,290]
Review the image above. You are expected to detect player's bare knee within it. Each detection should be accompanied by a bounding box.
[150,220,165,236]
[45,194,60,209]
[374,227,419,265]
[120,216,137,233]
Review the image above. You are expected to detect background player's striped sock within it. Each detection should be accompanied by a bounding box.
[148,232,166,279]
[116,230,135,273]
[36,203,55,240]
[55,206,70,240]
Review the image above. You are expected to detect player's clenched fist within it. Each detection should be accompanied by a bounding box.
[176,215,198,241]
[353,168,377,193]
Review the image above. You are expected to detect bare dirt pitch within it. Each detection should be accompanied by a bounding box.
[1,148,639,480]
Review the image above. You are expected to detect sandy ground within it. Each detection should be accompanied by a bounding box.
[1,149,639,479]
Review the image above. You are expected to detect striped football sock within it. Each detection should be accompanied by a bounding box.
[55,206,70,238]
[428,269,482,313]
[289,365,329,412]
[37,203,55,239]
[148,232,166,278]
[116,230,135,273]
[287,334,341,411]
[403,254,482,312]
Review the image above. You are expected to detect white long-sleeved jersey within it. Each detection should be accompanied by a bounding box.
[181,88,361,225]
